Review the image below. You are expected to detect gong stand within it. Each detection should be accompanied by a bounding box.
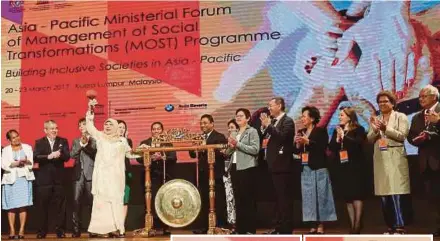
[133,128,227,237]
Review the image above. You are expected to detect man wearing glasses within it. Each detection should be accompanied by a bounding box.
[408,85,440,237]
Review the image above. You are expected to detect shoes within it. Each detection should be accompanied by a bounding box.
[384,228,394,235]
[89,233,99,238]
[36,232,47,239]
[71,232,81,238]
[109,232,125,238]
[56,229,66,238]
[8,236,17,240]
[192,229,208,234]
[17,235,24,239]
[393,228,406,235]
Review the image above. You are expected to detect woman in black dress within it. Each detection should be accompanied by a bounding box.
[329,107,367,234]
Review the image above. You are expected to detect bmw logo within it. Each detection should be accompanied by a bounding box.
[165,104,174,112]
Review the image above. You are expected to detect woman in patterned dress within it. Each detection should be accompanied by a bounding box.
[223,119,239,231]
[295,106,337,234]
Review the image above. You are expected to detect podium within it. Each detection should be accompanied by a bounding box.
[133,128,227,237]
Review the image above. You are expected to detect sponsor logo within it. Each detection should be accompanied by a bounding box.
[178,103,208,109]
[36,0,49,4]
[165,104,175,112]
[9,0,24,12]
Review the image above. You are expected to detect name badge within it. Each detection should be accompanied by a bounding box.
[378,138,388,151]
[339,150,349,163]
[262,138,269,149]
[301,153,309,165]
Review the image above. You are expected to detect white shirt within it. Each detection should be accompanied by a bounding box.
[79,135,91,147]
[13,149,27,177]
[232,133,242,164]
[204,130,213,140]
[261,112,286,134]
[424,102,439,125]
[273,113,286,127]
[47,137,55,151]
[429,102,438,112]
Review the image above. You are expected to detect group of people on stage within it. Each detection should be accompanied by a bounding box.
[1,84,440,238]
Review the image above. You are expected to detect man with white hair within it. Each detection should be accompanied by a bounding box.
[34,120,70,239]
[408,84,440,237]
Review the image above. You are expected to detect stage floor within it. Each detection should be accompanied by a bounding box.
[2,229,439,240]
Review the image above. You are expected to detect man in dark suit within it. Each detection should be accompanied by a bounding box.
[70,118,97,238]
[34,120,70,239]
[190,114,228,234]
[137,121,177,235]
[260,97,295,234]
[408,85,440,237]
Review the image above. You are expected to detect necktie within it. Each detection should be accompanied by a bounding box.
[271,118,277,126]
[49,139,54,151]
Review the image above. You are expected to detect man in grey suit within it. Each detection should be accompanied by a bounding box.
[70,118,97,238]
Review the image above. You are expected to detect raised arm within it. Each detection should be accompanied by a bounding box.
[85,111,102,140]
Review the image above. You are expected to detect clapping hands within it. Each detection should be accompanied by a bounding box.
[48,150,61,160]
[228,136,238,148]
[260,113,272,128]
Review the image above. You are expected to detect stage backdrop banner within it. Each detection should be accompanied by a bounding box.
[2,1,440,165]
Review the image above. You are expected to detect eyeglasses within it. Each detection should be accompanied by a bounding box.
[378,100,390,104]
[419,94,434,99]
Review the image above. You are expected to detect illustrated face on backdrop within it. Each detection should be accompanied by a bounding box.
[44,122,58,140]
[118,122,127,137]
[151,123,163,137]
[200,117,214,134]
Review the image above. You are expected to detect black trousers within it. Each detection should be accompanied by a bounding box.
[197,171,227,230]
[424,168,440,227]
[380,194,413,228]
[72,173,93,233]
[230,165,257,234]
[271,172,294,234]
[36,184,66,233]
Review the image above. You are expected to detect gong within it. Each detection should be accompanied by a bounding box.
[155,179,201,228]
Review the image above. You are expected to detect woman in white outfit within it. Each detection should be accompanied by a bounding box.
[85,105,139,237]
